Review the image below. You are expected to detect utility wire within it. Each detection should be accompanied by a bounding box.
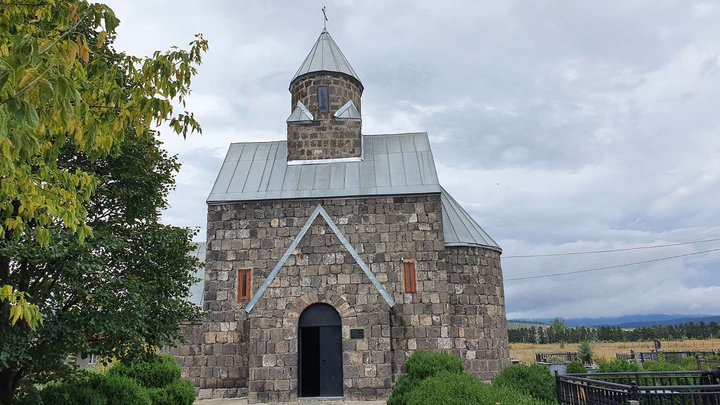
[504,229,720,277]
[506,255,720,293]
[505,247,720,281]
[503,238,720,259]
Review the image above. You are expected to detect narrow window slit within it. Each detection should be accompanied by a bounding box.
[403,260,417,293]
[238,269,252,302]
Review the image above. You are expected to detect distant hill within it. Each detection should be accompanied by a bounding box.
[507,320,547,330]
[518,314,720,328]
[616,316,720,329]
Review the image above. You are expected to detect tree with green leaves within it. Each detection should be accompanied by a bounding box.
[548,317,568,343]
[578,340,593,364]
[0,0,207,327]
[0,131,203,403]
[0,0,208,402]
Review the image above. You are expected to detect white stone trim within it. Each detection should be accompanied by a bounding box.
[287,156,362,166]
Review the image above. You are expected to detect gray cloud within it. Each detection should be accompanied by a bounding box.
[105,0,720,320]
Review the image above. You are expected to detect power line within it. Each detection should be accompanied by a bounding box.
[505,247,720,281]
[503,238,720,259]
[506,255,720,293]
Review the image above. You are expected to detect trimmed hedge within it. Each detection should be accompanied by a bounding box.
[387,373,421,405]
[90,374,152,405]
[566,361,587,374]
[493,364,556,403]
[388,351,465,405]
[146,379,196,405]
[404,351,464,380]
[406,371,548,405]
[641,358,698,372]
[596,359,641,373]
[39,381,107,405]
[107,355,181,388]
[36,355,195,405]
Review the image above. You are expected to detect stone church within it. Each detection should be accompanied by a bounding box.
[172,28,510,403]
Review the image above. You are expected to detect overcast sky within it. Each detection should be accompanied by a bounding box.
[105,0,720,320]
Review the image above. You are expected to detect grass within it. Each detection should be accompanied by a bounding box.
[510,339,720,364]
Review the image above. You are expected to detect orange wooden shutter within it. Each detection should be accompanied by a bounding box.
[237,269,252,302]
[403,260,417,293]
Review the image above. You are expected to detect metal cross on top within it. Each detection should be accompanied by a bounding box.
[322,6,328,29]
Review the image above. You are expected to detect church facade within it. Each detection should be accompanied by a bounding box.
[172,29,510,403]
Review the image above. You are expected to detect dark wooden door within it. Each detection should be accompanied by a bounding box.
[298,303,343,397]
[318,325,342,396]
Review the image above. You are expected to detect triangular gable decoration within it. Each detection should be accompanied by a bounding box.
[245,205,394,313]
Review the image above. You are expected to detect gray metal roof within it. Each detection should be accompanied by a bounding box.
[441,188,501,251]
[188,242,206,307]
[208,133,441,202]
[208,133,501,251]
[290,29,361,89]
[334,100,360,120]
[287,101,314,123]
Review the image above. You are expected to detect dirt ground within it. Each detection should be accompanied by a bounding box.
[510,338,720,364]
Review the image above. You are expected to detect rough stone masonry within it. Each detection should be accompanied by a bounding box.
[169,27,510,402]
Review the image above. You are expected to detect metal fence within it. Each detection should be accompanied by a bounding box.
[699,358,720,371]
[615,351,718,363]
[536,351,578,363]
[556,370,720,404]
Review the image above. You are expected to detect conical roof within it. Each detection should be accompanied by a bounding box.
[290,29,362,90]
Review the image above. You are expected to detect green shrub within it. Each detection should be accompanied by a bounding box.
[389,351,464,405]
[680,356,700,370]
[387,373,421,405]
[90,374,152,405]
[406,371,547,405]
[566,361,587,374]
[578,341,593,364]
[147,379,196,405]
[404,351,464,380]
[642,360,685,372]
[493,364,556,403]
[107,355,181,389]
[39,382,107,405]
[596,359,640,373]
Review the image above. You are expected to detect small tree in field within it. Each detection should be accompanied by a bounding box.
[578,340,593,364]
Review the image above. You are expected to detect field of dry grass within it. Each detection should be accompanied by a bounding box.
[510,339,720,364]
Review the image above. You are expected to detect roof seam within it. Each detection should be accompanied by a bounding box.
[257,143,273,192]
[240,144,260,192]
[224,146,243,194]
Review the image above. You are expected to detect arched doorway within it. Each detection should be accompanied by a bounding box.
[298,303,343,397]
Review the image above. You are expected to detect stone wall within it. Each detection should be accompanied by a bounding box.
[290,73,362,118]
[287,120,362,161]
[206,195,445,402]
[172,193,511,402]
[168,316,250,399]
[287,73,363,161]
[443,246,510,381]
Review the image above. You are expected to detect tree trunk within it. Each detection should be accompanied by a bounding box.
[0,369,22,405]
[0,254,9,283]
[0,256,21,404]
